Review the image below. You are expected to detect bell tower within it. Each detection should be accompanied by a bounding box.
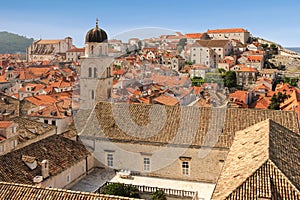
[80,19,113,110]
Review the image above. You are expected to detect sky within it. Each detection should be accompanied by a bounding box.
[0,0,300,47]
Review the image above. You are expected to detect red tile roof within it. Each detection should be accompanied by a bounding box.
[25,95,58,106]
[185,33,204,39]
[153,94,179,106]
[66,48,85,53]
[0,121,13,129]
[207,28,248,34]
[238,67,258,72]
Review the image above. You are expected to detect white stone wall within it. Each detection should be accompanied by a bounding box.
[84,139,228,183]
[208,32,250,44]
[42,155,93,189]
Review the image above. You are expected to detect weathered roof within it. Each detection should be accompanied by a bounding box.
[207,28,248,34]
[12,117,56,144]
[153,94,180,106]
[0,182,139,200]
[212,119,300,199]
[195,40,230,48]
[77,102,299,149]
[0,135,90,185]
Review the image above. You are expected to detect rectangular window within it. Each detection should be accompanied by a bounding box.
[51,120,56,126]
[144,158,150,171]
[0,145,4,152]
[182,161,189,176]
[107,153,113,167]
[44,119,48,124]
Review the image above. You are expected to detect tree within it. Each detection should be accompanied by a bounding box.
[151,190,167,200]
[223,71,237,88]
[102,183,140,198]
[192,76,204,86]
[268,92,288,110]
[185,60,194,65]
[178,38,187,47]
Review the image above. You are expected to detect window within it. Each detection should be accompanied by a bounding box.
[94,68,97,78]
[44,119,48,124]
[88,67,92,77]
[66,174,71,184]
[91,90,95,100]
[91,45,94,55]
[107,153,113,167]
[51,120,56,126]
[144,158,150,171]
[182,161,189,176]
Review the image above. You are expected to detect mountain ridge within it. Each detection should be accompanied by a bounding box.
[0,31,34,54]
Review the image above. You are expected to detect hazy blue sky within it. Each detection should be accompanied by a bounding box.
[0,0,299,47]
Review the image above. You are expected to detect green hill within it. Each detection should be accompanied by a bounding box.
[0,31,34,54]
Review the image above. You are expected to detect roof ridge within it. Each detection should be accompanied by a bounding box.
[267,160,300,194]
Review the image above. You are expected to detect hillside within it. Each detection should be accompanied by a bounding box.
[0,31,34,54]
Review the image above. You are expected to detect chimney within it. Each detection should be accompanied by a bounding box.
[41,160,49,179]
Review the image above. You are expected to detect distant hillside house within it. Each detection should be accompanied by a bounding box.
[66,47,85,63]
[207,28,251,44]
[27,37,73,62]
[191,40,233,67]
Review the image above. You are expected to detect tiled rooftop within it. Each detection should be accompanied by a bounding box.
[0,135,90,185]
[78,102,299,149]
[13,117,56,144]
[212,119,300,199]
[0,182,138,200]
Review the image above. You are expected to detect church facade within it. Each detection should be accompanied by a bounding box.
[26,37,73,62]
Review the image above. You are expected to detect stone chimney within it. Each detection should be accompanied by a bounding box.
[41,160,49,179]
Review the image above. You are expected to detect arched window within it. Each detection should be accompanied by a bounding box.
[91,45,94,55]
[94,68,97,78]
[88,67,92,77]
[91,90,95,100]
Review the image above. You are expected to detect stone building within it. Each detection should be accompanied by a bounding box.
[27,37,73,62]
[191,40,233,67]
[80,19,114,109]
[236,66,258,87]
[207,28,251,44]
[75,101,299,199]
[0,135,93,189]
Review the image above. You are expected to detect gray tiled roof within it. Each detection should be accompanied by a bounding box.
[0,135,90,185]
[0,182,139,200]
[212,119,300,199]
[78,102,299,149]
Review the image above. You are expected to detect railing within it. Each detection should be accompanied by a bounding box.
[97,181,198,199]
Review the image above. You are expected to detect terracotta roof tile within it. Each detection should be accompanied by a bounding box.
[185,33,204,38]
[0,121,13,129]
[207,28,248,34]
[153,94,179,106]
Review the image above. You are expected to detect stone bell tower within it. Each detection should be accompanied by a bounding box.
[80,19,113,110]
